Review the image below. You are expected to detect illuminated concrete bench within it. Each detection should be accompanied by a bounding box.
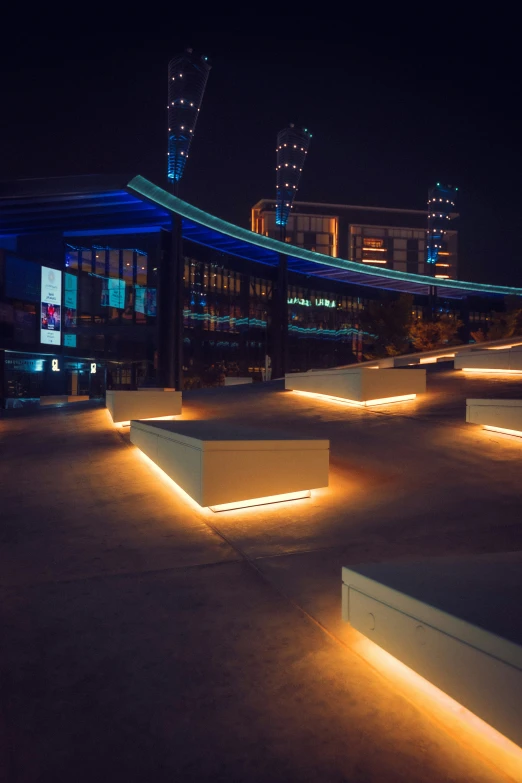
[40,395,90,406]
[455,346,522,373]
[106,390,182,425]
[342,555,522,748]
[224,377,253,386]
[466,398,522,437]
[130,419,329,511]
[285,368,426,405]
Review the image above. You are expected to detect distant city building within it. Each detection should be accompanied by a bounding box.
[252,199,459,279]
[167,49,211,185]
[426,183,458,279]
[275,125,312,234]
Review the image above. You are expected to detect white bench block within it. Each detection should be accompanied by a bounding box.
[466,399,522,434]
[455,346,522,372]
[342,555,522,747]
[106,390,182,424]
[130,420,329,508]
[285,368,426,404]
[224,377,253,386]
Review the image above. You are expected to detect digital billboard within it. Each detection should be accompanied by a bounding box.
[40,266,62,345]
[101,278,126,309]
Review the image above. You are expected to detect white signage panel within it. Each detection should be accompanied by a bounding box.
[40,266,62,345]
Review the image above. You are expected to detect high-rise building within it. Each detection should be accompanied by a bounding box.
[167,49,211,185]
[426,183,458,280]
[252,199,459,278]
[275,125,312,233]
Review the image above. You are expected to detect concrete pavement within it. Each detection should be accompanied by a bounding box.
[1,367,521,781]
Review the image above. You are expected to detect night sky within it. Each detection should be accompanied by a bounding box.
[1,14,520,286]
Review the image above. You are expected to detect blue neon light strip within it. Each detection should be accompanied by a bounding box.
[127,176,522,300]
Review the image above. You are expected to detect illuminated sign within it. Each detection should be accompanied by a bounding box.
[52,359,60,372]
[101,278,126,309]
[40,266,62,345]
[316,298,336,308]
[64,334,76,347]
[287,296,336,308]
[91,363,97,374]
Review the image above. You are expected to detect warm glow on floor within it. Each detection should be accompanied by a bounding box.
[210,490,311,513]
[354,633,522,779]
[135,449,208,514]
[420,354,455,364]
[134,449,312,513]
[292,390,416,407]
[461,368,522,375]
[484,425,522,439]
[112,414,180,427]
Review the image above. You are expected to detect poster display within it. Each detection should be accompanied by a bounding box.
[145,288,157,317]
[135,285,146,314]
[40,266,62,345]
[64,273,77,328]
[101,278,126,309]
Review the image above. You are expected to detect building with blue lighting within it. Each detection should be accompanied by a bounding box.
[0,174,519,407]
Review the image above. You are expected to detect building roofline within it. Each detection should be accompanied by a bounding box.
[252,198,429,216]
[0,174,136,200]
[128,176,519,299]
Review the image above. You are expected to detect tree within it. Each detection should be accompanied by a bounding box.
[359,294,414,359]
[409,314,463,352]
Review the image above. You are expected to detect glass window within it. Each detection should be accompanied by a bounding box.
[80,249,92,274]
[66,248,79,270]
[394,239,407,249]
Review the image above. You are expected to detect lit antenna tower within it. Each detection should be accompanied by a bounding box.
[426,182,458,269]
[275,124,312,238]
[167,48,211,190]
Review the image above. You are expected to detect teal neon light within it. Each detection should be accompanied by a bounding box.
[127,176,522,299]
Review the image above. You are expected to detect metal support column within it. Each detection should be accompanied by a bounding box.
[157,213,184,391]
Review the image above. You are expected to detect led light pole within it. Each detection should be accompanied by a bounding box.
[273,124,312,377]
[158,48,210,390]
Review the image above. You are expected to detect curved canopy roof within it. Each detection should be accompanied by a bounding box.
[129,176,522,301]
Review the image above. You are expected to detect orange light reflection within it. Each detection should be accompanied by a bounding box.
[113,414,181,427]
[484,425,522,439]
[354,633,522,780]
[461,368,522,375]
[292,390,416,407]
[134,450,313,514]
[210,490,310,513]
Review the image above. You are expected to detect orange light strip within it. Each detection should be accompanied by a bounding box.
[292,390,416,407]
[487,343,522,350]
[362,247,386,252]
[461,368,522,375]
[354,634,522,778]
[210,490,310,513]
[113,414,180,427]
[362,259,387,264]
[435,274,450,279]
[135,449,312,513]
[484,425,522,439]
[420,354,455,364]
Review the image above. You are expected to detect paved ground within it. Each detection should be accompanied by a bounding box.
[1,366,522,782]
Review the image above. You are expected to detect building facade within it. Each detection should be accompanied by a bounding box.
[252,199,459,279]
[0,175,514,408]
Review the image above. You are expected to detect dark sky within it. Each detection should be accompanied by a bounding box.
[1,12,520,286]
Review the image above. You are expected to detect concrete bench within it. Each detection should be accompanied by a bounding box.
[285,367,426,405]
[455,346,522,373]
[466,398,522,436]
[223,377,253,386]
[40,395,90,406]
[130,419,329,511]
[106,389,182,425]
[342,554,522,748]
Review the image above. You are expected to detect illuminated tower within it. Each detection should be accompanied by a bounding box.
[426,183,458,269]
[167,49,211,187]
[275,124,312,236]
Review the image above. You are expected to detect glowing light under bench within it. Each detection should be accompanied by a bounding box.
[130,419,329,511]
[466,399,522,439]
[342,555,522,760]
[455,346,522,373]
[286,367,426,406]
[106,389,182,426]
